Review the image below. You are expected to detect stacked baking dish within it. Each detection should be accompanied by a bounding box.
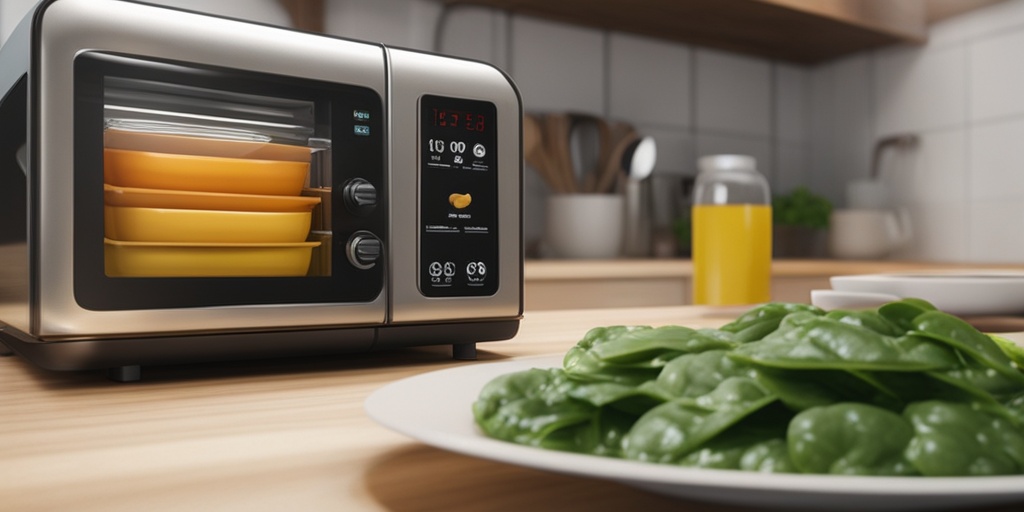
[102,126,321,277]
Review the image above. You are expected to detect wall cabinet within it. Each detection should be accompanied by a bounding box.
[279,1,1006,63]
[439,0,934,64]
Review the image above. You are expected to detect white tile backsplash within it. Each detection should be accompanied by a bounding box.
[436,6,504,65]
[935,0,1024,46]
[774,142,809,194]
[970,118,1024,201]
[891,200,970,262]
[608,33,691,127]
[509,16,605,114]
[884,128,967,204]
[694,48,772,137]
[970,29,1024,122]
[874,44,967,135]
[638,126,694,175]
[324,0,441,50]
[808,54,875,208]
[969,200,1024,262]
[774,64,809,144]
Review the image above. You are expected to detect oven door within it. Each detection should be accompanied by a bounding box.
[72,52,386,311]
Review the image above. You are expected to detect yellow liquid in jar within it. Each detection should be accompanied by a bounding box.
[692,204,772,305]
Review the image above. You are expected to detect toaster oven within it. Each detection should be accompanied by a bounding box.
[0,0,523,380]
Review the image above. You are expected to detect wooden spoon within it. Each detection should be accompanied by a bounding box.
[523,113,541,158]
[593,123,638,194]
[545,113,577,193]
[524,113,565,193]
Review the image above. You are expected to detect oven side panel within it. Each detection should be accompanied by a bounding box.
[386,47,523,323]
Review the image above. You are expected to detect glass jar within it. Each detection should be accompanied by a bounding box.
[691,155,771,305]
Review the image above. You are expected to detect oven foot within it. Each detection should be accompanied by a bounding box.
[452,343,477,360]
[107,365,141,382]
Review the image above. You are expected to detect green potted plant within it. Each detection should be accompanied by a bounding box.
[772,186,831,258]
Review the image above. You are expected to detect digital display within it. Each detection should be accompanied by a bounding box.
[430,108,487,132]
[419,95,498,298]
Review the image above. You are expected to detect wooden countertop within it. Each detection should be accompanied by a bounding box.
[525,258,1024,281]
[2,306,771,512]
[4,306,1024,511]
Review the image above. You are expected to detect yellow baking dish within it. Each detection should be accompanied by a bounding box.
[104,239,320,277]
[104,148,310,196]
[104,206,312,243]
[104,184,321,212]
[104,129,313,162]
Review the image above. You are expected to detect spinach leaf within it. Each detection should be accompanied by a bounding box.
[913,311,1024,386]
[621,377,776,463]
[878,298,937,330]
[730,315,958,371]
[565,381,665,415]
[905,401,1024,476]
[562,347,664,386]
[563,326,664,384]
[719,303,824,342]
[677,405,796,472]
[563,325,734,385]
[754,367,902,411]
[473,368,595,446]
[539,406,638,457]
[641,349,755,399]
[824,309,903,337]
[868,370,996,406]
[788,403,918,475]
[588,325,735,364]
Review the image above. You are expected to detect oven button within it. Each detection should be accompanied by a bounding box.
[342,178,377,215]
[347,232,382,269]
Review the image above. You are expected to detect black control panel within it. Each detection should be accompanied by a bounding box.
[419,95,498,297]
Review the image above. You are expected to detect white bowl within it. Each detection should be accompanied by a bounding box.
[830,271,1024,316]
[810,289,900,311]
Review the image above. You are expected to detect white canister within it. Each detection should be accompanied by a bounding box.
[544,194,624,259]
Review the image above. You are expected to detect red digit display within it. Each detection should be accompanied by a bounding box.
[432,108,486,132]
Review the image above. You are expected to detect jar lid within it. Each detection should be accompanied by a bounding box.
[698,154,756,173]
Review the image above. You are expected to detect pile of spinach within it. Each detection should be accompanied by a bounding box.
[472,299,1024,476]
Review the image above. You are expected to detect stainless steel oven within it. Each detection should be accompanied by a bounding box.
[0,0,522,380]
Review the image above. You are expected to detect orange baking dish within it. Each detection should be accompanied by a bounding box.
[104,239,320,277]
[104,184,321,212]
[104,206,312,243]
[104,129,314,162]
[104,148,310,196]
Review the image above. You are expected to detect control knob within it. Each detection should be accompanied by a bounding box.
[347,232,382,269]
[342,178,377,216]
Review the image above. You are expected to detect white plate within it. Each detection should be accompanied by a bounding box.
[365,356,1024,511]
[831,271,1024,316]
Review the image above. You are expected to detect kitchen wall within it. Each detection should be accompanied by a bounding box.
[436,2,1024,264]
[434,7,812,252]
[813,0,1024,264]
[3,0,1023,263]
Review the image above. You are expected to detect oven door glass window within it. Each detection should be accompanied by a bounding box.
[73,52,385,310]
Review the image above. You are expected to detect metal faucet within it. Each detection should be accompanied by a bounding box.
[870,134,919,179]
